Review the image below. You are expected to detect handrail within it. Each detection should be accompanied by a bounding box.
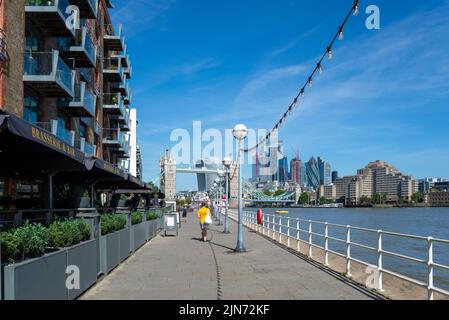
[234,210,449,300]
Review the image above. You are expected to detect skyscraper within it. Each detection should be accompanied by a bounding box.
[306,157,320,190]
[290,157,302,186]
[278,156,289,184]
[317,157,332,186]
[332,171,339,183]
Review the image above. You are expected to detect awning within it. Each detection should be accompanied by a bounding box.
[0,112,93,175]
[95,172,147,190]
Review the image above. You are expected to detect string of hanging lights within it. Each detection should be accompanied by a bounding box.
[243,0,360,153]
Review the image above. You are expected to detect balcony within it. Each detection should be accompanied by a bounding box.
[32,120,75,146]
[68,0,98,19]
[58,81,96,117]
[124,63,132,79]
[112,44,129,68]
[25,0,76,38]
[104,24,124,52]
[23,50,75,97]
[102,128,122,148]
[75,137,96,156]
[103,57,124,83]
[117,133,130,158]
[103,93,125,116]
[119,108,130,131]
[123,89,131,105]
[81,117,102,136]
[59,27,97,68]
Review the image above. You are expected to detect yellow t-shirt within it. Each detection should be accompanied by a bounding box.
[198,207,210,224]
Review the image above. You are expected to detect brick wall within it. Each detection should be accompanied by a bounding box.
[1,0,25,117]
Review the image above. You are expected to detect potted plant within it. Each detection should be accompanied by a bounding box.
[99,214,130,273]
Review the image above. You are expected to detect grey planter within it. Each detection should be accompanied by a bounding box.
[100,231,120,274]
[66,239,98,300]
[3,250,67,300]
[119,228,130,262]
[131,222,147,252]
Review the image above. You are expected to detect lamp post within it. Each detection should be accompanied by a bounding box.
[222,157,232,234]
[233,124,248,252]
[213,182,218,220]
[214,177,222,225]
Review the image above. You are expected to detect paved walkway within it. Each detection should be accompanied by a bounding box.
[81,214,379,300]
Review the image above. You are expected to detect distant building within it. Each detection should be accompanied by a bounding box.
[319,184,336,201]
[332,171,339,183]
[434,181,449,192]
[290,157,302,186]
[279,156,289,184]
[317,157,332,186]
[301,163,307,188]
[418,178,446,194]
[306,157,320,191]
[195,158,219,192]
[428,191,449,207]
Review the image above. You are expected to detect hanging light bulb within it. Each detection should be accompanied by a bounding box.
[293,98,298,108]
[327,47,333,60]
[353,0,359,16]
[300,88,305,98]
[338,27,344,40]
[308,77,313,88]
[317,63,323,74]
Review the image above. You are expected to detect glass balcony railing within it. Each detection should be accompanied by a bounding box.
[23,50,75,96]
[25,0,76,37]
[103,93,125,116]
[56,126,74,146]
[103,128,121,143]
[83,141,95,156]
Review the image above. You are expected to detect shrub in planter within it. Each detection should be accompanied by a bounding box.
[131,212,143,225]
[47,219,91,248]
[146,211,158,221]
[162,208,168,214]
[0,231,20,264]
[101,214,127,235]
[12,222,48,261]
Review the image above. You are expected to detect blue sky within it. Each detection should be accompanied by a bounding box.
[111,0,449,190]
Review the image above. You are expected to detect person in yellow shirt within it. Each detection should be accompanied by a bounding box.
[198,202,211,242]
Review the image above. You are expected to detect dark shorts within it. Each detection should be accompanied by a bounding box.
[200,223,209,231]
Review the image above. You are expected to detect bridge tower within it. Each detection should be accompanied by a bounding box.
[160,149,177,202]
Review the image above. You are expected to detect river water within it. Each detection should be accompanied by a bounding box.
[247,207,449,291]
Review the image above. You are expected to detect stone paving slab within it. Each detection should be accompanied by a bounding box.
[81,214,378,300]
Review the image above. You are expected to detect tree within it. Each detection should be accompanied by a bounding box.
[360,195,371,205]
[411,192,424,204]
[319,197,328,205]
[299,192,310,205]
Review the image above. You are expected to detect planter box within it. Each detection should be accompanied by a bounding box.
[147,220,157,240]
[131,222,147,252]
[118,228,130,262]
[2,250,67,300]
[66,239,98,300]
[2,239,97,300]
[100,231,120,274]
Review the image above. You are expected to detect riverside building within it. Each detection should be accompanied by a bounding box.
[0,0,148,211]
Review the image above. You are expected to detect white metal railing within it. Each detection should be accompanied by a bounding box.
[227,210,449,300]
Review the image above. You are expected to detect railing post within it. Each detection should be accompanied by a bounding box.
[308,220,312,257]
[377,230,383,291]
[296,219,300,253]
[325,223,329,266]
[346,225,351,276]
[427,237,434,300]
[272,216,275,240]
[262,214,265,235]
[279,217,282,243]
[287,218,290,248]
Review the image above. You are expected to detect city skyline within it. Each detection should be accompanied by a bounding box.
[108,0,449,190]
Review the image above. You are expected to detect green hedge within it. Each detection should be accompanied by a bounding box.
[100,214,127,235]
[0,219,91,264]
[162,208,168,214]
[131,212,143,225]
[146,210,158,221]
